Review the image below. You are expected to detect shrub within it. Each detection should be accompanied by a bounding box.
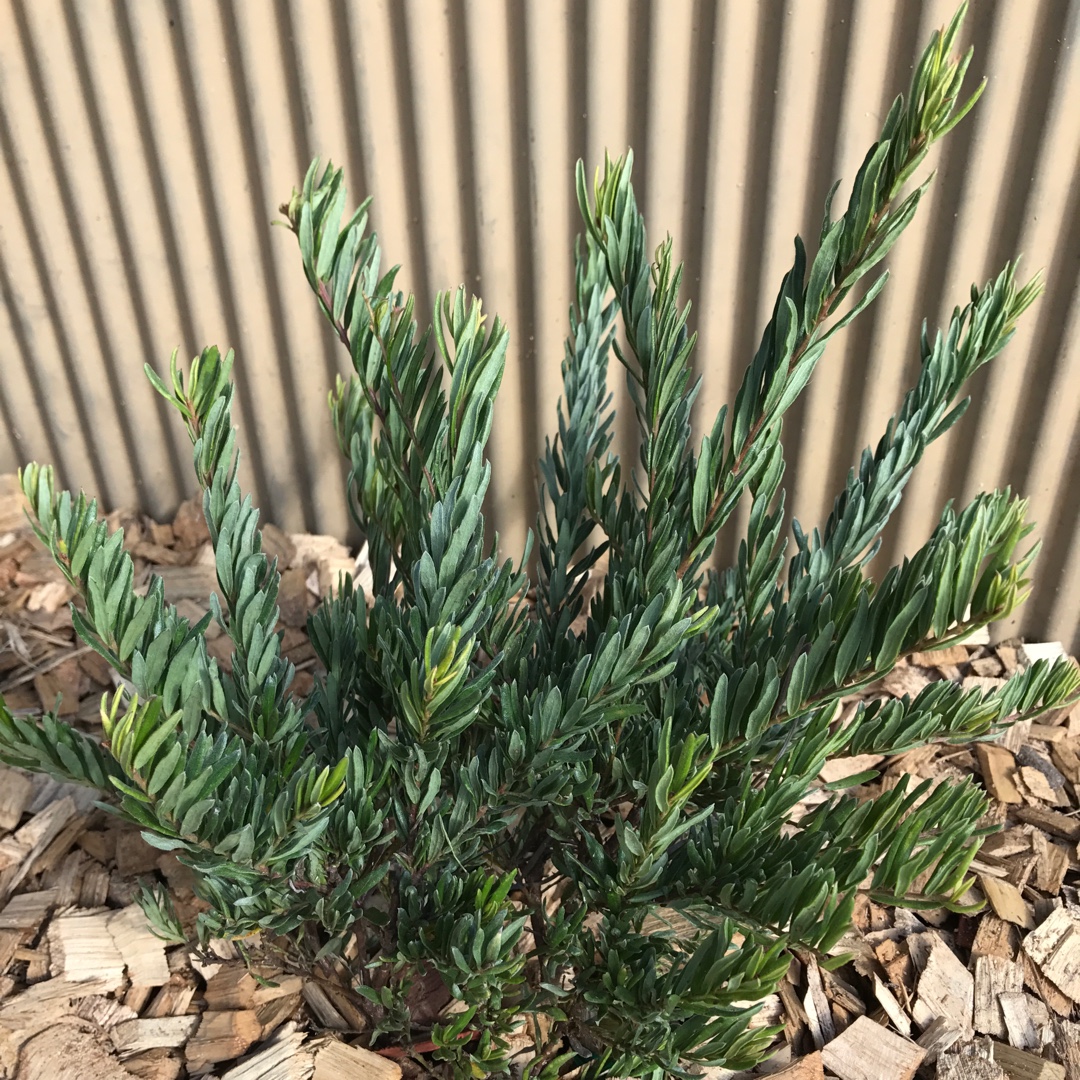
[3,5,1078,1076]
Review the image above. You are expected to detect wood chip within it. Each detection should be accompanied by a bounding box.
[1050,738,1080,786]
[47,910,125,989]
[12,1021,133,1080]
[108,906,170,988]
[1030,833,1070,896]
[110,1015,199,1056]
[974,955,1024,1039]
[1020,766,1060,803]
[1022,907,1080,1002]
[220,1022,313,1080]
[301,982,349,1031]
[972,915,1019,961]
[768,1051,824,1079]
[916,1015,961,1062]
[938,1053,1008,1080]
[0,888,56,931]
[915,937,974,1040]
[0,796,76,900]
[993,1043,1066,1080]
[0,766,33,831]
[977,745,1023,804]
[803,956,835,1049]
[151,565,220,603]
[184,1009,263,1068]
[1020,643,1067,666]
[909,646,971,667]
[143,979,196,1020]
[312,1037,402,1080]
[872,974,911,1036]
[820,1015,925,1080]
[1020,950,1074,1018]
[980,875,1036,929]
[999,991,1050,1051]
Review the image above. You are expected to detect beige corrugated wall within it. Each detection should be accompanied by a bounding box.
[1,0,1078,649]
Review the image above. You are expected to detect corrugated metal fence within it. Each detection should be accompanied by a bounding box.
[1,0,1078,649]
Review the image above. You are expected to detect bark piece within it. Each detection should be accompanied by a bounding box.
[977,745,1023,804]
[819,1015,925,1080]
[974,955,1024,1039]
[312,1037,403,1080]
[980,876,1036,929]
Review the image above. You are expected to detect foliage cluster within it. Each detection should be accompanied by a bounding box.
[3,7,1078,1077]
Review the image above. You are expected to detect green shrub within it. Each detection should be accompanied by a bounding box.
[3,5,1078,1076]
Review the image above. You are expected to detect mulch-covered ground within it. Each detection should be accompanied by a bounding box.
[1,473,1079,1080]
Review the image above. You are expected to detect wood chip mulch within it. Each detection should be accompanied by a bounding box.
[1,472,1079,1080]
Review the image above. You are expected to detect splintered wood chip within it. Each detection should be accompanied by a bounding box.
[820,1015,925,1080]
[1022,907,1080,1002]
[312,1037,403,1080]
[914,938,974,1040]
[973,954,1023,1039]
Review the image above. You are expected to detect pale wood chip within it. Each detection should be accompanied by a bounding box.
[980,875,1036,929]
[973,954,1023,1039]
[110,1015,199,1057]
[803,956,835,1049]
[820,1014,925,1080]
[220,1021,314,1080]
[914,937,974,1040]
[999,990,1050,1051]
[0,766,33,831]
[107,906,170,989]
[47,909,125,990]
[311,1037,402,1080]
[872,973,910,1036]
[1022,907,1080,1002]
